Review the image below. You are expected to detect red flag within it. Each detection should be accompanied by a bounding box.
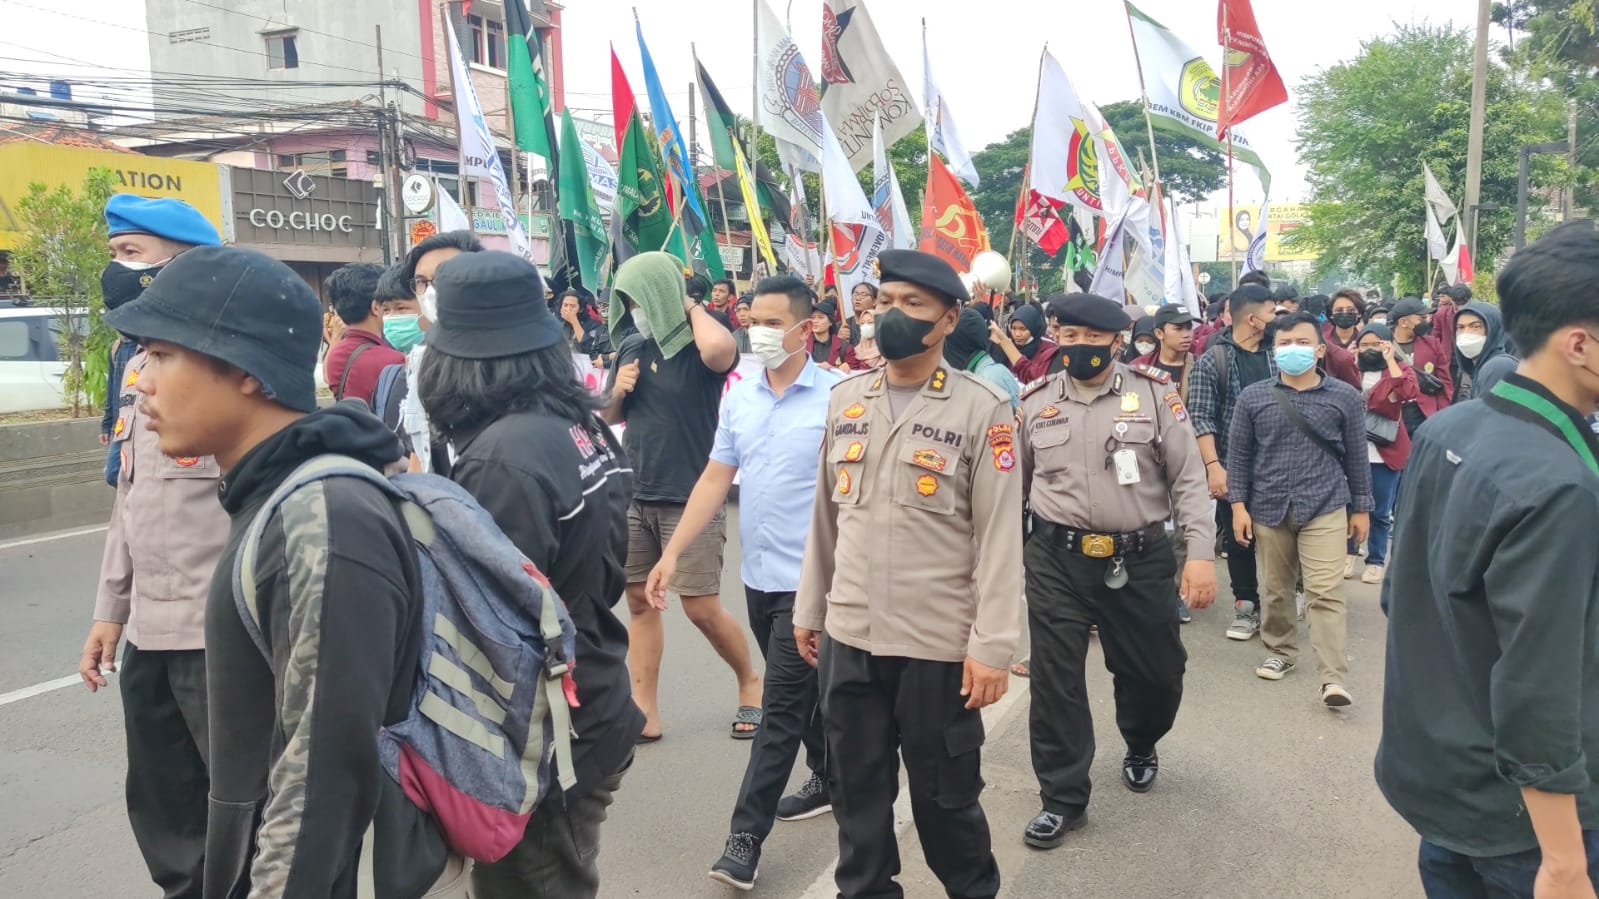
[610,46,635,149]
[1217,0,1287,139]
[1015,189,1068,256]
[1456,242,1474,285]
[919,154,989,274]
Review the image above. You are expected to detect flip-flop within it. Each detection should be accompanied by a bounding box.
[731,705,762,740]
[1010,659,1031,678]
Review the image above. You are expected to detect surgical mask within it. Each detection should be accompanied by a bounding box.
[1457,333,1488,359]
[631,309,654,341]
[1274,345,1318,376]
[748,323,802,369]
[875,307,939,361]
[419,284,439,322]
[859,323,876,340]
[383,313,423,353]
[1357,349,1386,371]
[1331,312,1361,330]
[1064,342,1117,381]
[1135,340,1157,356]
[1368,316,1386,327]
[1120,329,1133,344]
[101,259,169,310]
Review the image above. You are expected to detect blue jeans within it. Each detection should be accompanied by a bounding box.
[1419,835,1599,898]
[1348,463,1402,566]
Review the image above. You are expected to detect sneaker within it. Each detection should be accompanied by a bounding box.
[1296,591,1306,621]
[709,833,761,891]
[1344,556,1356,579]
[1176,600,1192,624]
[776,773,832,821]
[1256,657,1294,680]
[1321,684,1353,708]
[1361,564,1385,585]
[1225,602,1260,641]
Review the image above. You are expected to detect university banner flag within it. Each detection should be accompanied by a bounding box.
[756,0,825,171]
[872,111,915,249]
[919,152,988,274]
[1217,0,1288,139]
[558,109,610,292]
[820,0,923,172]
[1241,194,1271,274]
[505,0,556,165]
[822,118,888,288]
[1125,2,1271,189]
[923,22,978,187]
[613,50,680,263]
[445,24,529,258]
[635,20,711,235]
[1028,50,1139,219]
[1015,163,1069,257]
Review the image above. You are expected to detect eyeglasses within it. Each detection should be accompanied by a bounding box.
[411,276,435,293]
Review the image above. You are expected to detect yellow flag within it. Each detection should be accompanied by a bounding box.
[733,141,778,272]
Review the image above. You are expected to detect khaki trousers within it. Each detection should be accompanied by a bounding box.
[1254,509,1349,684]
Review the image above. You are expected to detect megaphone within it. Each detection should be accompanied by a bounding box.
[970,251,1012,292]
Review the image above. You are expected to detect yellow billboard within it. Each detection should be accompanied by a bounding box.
[0,145,224,250]
[1220,202,1318,263]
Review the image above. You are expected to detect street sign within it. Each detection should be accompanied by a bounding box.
[401,173,435,215]
[1198,271,1212,285]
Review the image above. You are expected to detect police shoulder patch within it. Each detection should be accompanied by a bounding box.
[1021,376,1050,398]
[1133,364,1171,384]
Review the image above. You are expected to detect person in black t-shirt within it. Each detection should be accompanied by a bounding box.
[603,252,762,742]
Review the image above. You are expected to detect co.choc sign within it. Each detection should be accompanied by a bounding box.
[247,207,358,234]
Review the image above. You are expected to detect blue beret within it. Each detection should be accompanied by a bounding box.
[104,194,221,247]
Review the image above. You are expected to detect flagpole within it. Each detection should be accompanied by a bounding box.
[692,48,742,289]
[1222,0,1237,288]
[442,3,474,225]
[1121,4,1165,193]
[1012,44,1049,275]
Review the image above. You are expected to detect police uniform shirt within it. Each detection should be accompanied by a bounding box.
[793,366,1024,669]
[1019,361,1215,561]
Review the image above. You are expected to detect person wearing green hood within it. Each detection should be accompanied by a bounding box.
[602,252,762,742]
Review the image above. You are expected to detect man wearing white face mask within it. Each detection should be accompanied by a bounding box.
[398,229,483,473]
[643,274,843,890]
[1453,301,1519,401]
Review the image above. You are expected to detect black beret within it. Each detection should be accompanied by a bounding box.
[1049,293,1131,332]
[876,249,968,304]
[1154,303,1199,329]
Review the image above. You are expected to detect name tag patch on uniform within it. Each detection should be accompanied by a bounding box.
[911,448,946,471]
[916,474,939,497]
[988,423,1016,472]
[843,403,866,419]
[1040,405,1060,419]
[845,441,866,462]
[1163,391,1189,423]
[836,467,852,495]
[834,421,869,438]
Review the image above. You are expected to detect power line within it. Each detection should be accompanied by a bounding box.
[171,0,432,64]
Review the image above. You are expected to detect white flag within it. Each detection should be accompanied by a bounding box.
[1242,195,1271,274]
[821,0,922,172]
[756,0,824,172]
[823,117,888,287]
[436,179,471,233]
[1029,50,1139,220]
[784,233,824,281]
[1423,163,1458,223]
[872,112,915,250]
[1090,207,1132,302]
[922,26,978,187]
[1426,205,1449,262]
[581,138,618,216]
[445,26,528,258]
[1163,198,1199,307]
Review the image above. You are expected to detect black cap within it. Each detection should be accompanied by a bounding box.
[1048,293,1132,332]
[876,249,968,304]
[812,299,838,319]
[104,246,321,413]
[1154,303,1199,329]
[1390,297,1429,322]
[427,251,563,360]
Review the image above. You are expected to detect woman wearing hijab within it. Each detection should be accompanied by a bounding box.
[845,307,883,370]
[990,302,1057,383]
[1124,315,1158,362]
[943,307,1020,411]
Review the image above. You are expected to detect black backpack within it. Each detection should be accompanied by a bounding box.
[371,362,408,435]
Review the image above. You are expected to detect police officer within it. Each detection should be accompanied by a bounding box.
[1017,293,1217,850]
[794,249,1023,899]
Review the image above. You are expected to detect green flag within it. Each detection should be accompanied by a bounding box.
[505,0,555,164]
[616,108,681,260]
[694,56,739,172]
[557,110,609,292]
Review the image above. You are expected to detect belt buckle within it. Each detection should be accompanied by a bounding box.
[1080,534,1115,559]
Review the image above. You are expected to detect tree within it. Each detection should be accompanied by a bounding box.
[12,169,116,416]
[1493,0,1598,209]
[1293,24,1566,293]
[1099,101,1227,204]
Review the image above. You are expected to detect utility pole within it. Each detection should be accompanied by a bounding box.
[1568,99,1579,221]
[376,25,394,264]
[1463,0,1490,256]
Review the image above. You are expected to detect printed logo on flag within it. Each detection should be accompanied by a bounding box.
[1065,119,1103,210]
[821,6,856,84]
[1179,59,1220,120]
[765,44,824,149]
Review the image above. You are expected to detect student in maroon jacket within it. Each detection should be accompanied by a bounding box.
[803,299,849,368]
[323,263,406,405]
[1389,297,1456,429]
[1349,323,1418,585]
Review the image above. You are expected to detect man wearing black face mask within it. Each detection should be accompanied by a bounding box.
[98,195,222,486]
[1016,293,1216,849]
[1389,296,1456,433]
[794,249,1022,899]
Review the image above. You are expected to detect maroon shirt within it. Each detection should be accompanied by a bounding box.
[324,328,405,406]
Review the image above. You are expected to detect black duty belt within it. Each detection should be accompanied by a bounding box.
[1037,520,1164,558]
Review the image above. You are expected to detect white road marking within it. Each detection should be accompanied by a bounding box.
[0,524,108,552]
[796,679,1032,899]
[0,673,86,708]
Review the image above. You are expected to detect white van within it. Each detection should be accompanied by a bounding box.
[0,301,84,414]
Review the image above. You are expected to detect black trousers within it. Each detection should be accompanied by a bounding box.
[1215,500,1259,605]
[1024,524,1187,817]
[818,638,999,899]
[728,586,826,841]
[121,643,210,899]
[473,753,632,899]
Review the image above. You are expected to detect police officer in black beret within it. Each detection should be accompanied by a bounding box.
[1016,293,1216,850]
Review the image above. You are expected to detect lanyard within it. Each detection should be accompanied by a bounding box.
[1490,380,1599,476]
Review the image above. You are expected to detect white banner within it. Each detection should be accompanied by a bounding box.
[924,29,979,187]
[756,0,824,172]
[871,111,915,250]
[820,0,923,172]
[824,118,887,289]
[582,138,617,216]
[446,26,528,258]
[1029,50,1138,221]
[785,233,824,280]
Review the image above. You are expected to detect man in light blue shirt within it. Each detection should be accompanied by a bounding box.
[646,274,843,891]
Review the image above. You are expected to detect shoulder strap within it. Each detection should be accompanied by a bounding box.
[1268,385,1344,466]
[336,342,373,400]
[1207,343,1230,400]
[232,455,400,662]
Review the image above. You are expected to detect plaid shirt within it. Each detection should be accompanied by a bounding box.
[1187,330,1278,461]
[1225,376,1376,528]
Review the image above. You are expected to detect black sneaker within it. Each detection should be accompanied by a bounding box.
[776,773,832,821]
[709,833,760,891]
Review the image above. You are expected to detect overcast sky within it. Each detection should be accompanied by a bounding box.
[0,0,1495,203]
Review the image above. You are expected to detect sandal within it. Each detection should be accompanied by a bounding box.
[1010,659,1030,678]
[731,705,763,740]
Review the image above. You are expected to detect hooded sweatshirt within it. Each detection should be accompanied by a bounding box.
[205,402,447,899]
[1453,301,1518,401]
[945,307,1020,411]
